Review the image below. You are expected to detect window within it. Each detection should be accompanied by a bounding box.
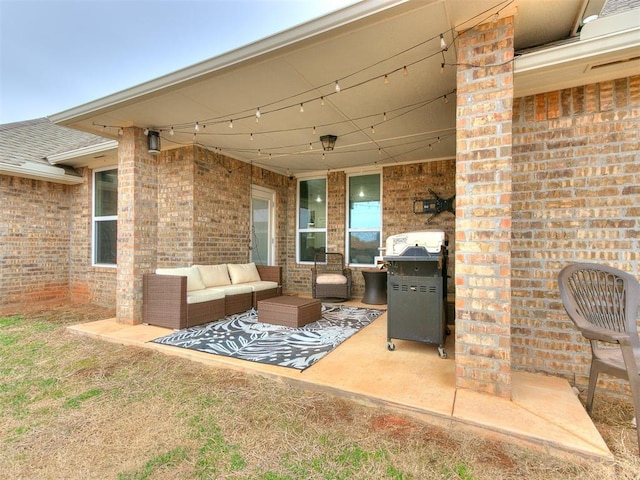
[93,168,117,266]
[297,178,326,263]
[347,173,381,266]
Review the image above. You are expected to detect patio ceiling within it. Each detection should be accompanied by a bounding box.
[51,0,638,176]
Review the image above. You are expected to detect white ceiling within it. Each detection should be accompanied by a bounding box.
[52,0,640,175]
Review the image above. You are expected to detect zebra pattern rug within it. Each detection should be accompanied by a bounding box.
[151,304,384,371]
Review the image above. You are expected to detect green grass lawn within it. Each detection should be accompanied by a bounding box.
[1,303,638,479]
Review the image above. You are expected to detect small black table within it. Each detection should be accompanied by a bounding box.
[361,268,387,305]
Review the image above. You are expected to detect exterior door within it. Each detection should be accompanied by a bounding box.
[251,185,275,265]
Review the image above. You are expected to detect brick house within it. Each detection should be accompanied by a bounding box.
[2,0,639,400]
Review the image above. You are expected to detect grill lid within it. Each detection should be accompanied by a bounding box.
[385,230,446,256]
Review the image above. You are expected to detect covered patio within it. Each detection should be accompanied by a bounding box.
[68,298,613,463]
[44,0,640,465]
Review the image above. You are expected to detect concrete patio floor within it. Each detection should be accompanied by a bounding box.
[67,299,613,464]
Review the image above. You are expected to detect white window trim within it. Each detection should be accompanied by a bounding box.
[346,170,382,267]
[296,176,327,264]
[92,166,117,268]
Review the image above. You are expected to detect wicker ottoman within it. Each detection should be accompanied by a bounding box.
[257,296,322,328]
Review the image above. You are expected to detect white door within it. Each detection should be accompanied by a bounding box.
[251,185,275,265]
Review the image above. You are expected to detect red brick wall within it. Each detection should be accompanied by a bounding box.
[0,175,72,305]
[154,146,290,268]
[511,76,640,392]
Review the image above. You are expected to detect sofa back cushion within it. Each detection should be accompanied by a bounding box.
[155,266,205,292]
[195,264,231,287]
[227,262,261,284]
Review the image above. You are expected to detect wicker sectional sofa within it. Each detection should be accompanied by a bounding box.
[142,263,282,329]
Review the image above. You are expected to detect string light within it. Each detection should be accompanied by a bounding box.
[440,63,445,74]
[444,95,449,104]
[255,107,261,119]
[143,128,149,135]
[384,74,389,85]
[250,133,254,141]
[170,126,174,136]
[403,66,408,77]
[195,121,200,131]
[440,33,447,51]
[320,96,325,106]
[300,103,304,113]
[383,112,387,121]
[312,126,316,134]
[334,80,340,92]
[228,119,233,129]
[371,125,375,134]
[309,143,313,150]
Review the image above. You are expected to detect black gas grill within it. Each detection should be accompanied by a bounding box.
[383,231,448,358]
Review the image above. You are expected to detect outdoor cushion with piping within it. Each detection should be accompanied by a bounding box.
[155,266,206,292]
[227,262,261,284]
[195,264,231,287]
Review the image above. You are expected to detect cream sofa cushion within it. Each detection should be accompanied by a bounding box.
[316,273,348,285]
[187,289,225,304]
[227,262,261,284]
[155,266,205,292]
[244,280,278,292]
[195,264,231,287]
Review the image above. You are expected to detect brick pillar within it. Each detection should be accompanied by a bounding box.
[116,127,158,324]
[454,17,514,398]
[327,170,346,252]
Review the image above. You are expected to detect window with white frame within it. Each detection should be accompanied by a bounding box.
[92,168,117,266]
[347,173,381,266]
[297,177,326,263]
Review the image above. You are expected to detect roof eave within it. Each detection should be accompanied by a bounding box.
[514,23,640,97]
[0,162,84,185]
[46,140,119,165]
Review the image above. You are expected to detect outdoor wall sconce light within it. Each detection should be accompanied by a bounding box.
[148,130,161,154]
[320,134,337,151]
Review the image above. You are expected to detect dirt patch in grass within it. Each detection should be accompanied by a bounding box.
[1,303,638,479]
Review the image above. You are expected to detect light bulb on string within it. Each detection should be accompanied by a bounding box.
[403,66,408,77]
[195,122,199,132]
[441,63,445,74]
[250,133,254,141]
[384,74,389,85]
[312,126,316,135]
[371,125,375,134]
[320,96,325,106]
[309,143,313,150]
[440,33,447,51]
[383,112,387,121]
[228,119,233,129]
[444,95,449,104]
[255,107,261,119]
[143,128,149,135]
[300,103,304,113]
[334,80,340,92]
[170,127,174,136]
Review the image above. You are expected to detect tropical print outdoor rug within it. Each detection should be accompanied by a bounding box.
[151,304,384,371]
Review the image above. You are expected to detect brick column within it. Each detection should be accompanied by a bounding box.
[454,17,514,398]
[116,127,158,324]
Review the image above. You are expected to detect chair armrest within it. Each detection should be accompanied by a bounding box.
[579,323,630,344]
[342,268,352,282]
[142,273,188,326]
[256,265,282,285]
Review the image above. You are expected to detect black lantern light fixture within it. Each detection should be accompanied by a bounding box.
[320,134,337,151]
[147,130,161,154]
